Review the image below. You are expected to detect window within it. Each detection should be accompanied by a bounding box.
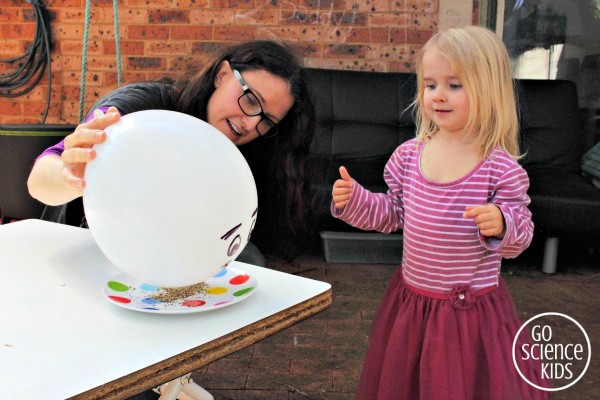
[481,0,599,138]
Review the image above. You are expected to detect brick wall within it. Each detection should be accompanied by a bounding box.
[0,0,476,124]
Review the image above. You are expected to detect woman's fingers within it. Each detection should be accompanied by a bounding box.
[61,163,86,189]
[63,126,106,150]
[59,108,120,188]
[61,147,96,164]
[63,109,119,150]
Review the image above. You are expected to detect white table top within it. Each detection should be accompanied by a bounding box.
[0,220,331,399]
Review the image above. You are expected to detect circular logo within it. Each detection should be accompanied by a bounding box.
[512,312,591,391]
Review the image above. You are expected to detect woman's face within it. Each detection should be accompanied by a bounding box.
[207,61,294,146]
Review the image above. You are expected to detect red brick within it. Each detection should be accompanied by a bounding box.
[166,56,207,74]
[54,24,85,40]
[171,0,210,6]
[59,8,109,24]
[148,9,190,24]
[328,11,368,26]
[213,26,258,41]
[123,0,168,6]
[0,101,22,115]
[0,40,28,57]
[189,371,248,390]
[118,8,149,24]
[280,11,321,25]
[190,9,235,25]
[146,41,189,55]
[369,11,411,27]
[191,42,229,55]
[324,44,367,58]
[0,23,36,39]
[105,71,148,85]
[208,356,289,374]
[289,42,321,58]
[302,0,345,9]
[247,372,333,391]
[348,0,390,12]
[171,26,212,40]
[262,26,301,41]
[104,40,145,56]
[0,8,22,22]
[46,0,83,8]
[128,25,170,40]
[212,0,255,9]
[291,358,359,378]
[127,57,165,70]
[412,10,438,29]
[235,9,278,25]
[253,344,330,359]
[333,375,360,394]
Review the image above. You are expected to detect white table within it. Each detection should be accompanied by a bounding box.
[0,220,331,399]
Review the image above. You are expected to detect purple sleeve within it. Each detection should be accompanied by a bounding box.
[36,106,114,161]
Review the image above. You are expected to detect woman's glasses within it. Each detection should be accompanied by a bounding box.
[232,68,278,138]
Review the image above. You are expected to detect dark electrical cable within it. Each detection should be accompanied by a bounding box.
[0,0,52,123]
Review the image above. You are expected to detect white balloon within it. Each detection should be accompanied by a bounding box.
[83,110,258,287]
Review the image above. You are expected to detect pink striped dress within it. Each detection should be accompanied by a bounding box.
[332,139,550,400]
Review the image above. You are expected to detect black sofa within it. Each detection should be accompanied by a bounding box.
[2,70,598,274]
[0,125,75,224]
[305,68,600,273]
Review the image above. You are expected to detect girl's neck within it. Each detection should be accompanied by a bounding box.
[420,133,482,183]
[433,128,475,147]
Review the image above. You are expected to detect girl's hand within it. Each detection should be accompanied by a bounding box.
[61,107,120,190]
[464,204,505,238]
[332,166,355,210]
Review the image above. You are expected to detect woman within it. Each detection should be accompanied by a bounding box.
[28,40,316,260]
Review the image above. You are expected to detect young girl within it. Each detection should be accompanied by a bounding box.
[332,26,550,399]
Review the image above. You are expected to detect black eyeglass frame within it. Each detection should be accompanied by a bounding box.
[232,68,279,138]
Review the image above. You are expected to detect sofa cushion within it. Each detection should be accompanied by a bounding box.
[526,166,600,236]
[305,68,416,232]
[517,79,584,173]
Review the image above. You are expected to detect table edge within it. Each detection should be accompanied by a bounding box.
[69,287,333,399]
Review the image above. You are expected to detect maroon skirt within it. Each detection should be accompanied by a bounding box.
[355,268,551,400]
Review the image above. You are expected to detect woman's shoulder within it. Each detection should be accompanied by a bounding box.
[88,81,175,116]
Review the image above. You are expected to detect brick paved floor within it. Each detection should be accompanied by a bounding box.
[189,237,599,400]
[190,255,389,400]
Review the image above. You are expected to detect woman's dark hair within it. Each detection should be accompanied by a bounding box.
[174,40,316,260]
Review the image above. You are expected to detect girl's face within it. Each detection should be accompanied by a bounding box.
[421,50,470,137]
[207,61,294,146]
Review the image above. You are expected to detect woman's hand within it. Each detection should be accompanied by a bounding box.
[332,166,355,210]
[27,106,120,206]
[61,107,120,190]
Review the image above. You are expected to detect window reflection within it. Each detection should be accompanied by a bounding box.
[496,0,599,138]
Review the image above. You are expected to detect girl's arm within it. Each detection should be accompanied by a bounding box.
[479,165,534,258]
[331,149,405,233]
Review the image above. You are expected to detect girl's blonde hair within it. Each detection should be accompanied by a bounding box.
[413,26,520,159]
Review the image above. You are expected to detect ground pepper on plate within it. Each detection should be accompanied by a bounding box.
[149,281,209,303]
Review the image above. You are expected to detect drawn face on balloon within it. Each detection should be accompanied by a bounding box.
[220,208,258,268]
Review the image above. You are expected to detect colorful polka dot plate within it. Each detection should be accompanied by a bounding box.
[102,267,257,314]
